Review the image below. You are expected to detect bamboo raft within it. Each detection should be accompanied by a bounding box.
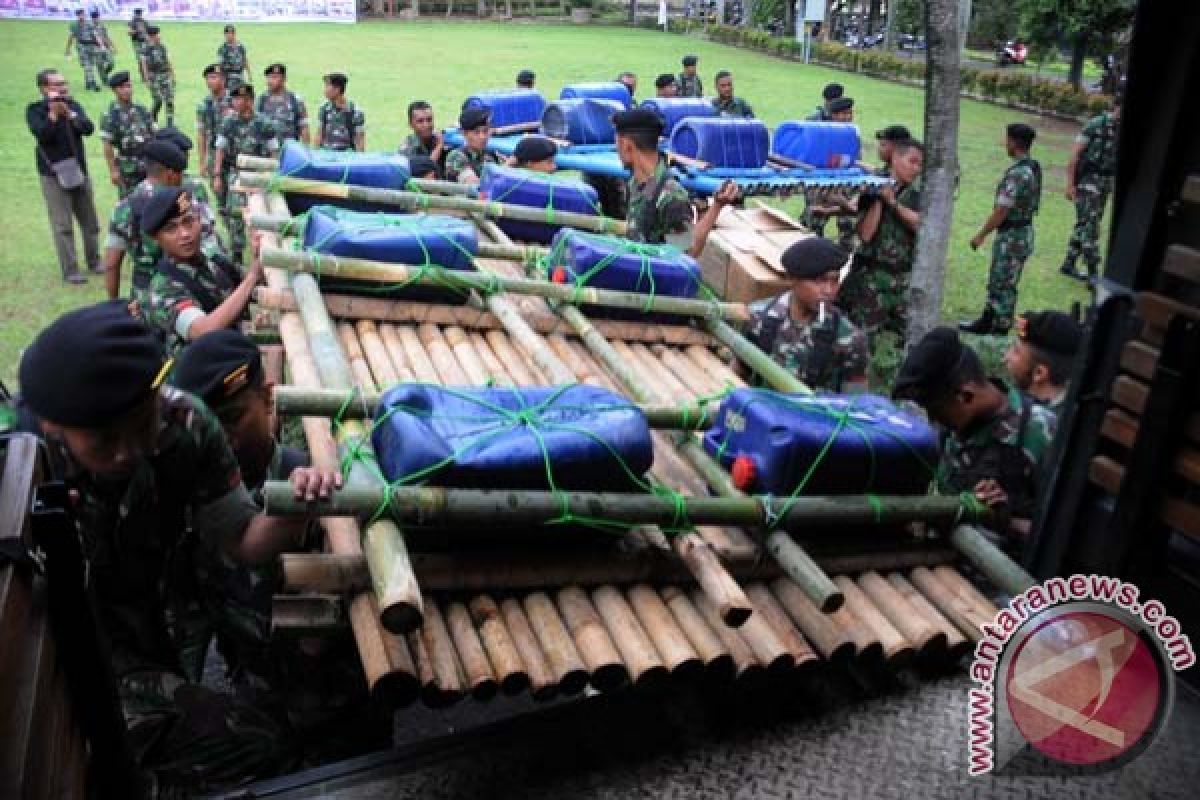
[237,157,1033,712]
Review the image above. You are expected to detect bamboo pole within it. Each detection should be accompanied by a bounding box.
[412,598,466,707]
[554,587,629,691]
[467,595,530,696]
[685,344,744,391]
[734,592,796,677]
[377,325,417,382]
[261,246,748,322]
[443,326,490,385]
[236,157,477,196]
[658,586,736,683]
[886,572,971,661]
[272,594,344,637]
[932,566,1002,621]
[856,571,946,660]
[522,592,589,696]
[484,329,542,385]
[418,323,470,385]
[499,597,557,700]
[626,584,704,681]
[705,318,810,395]
[834,576,914,668]
[828,602,884,665]
[397,325,441,383]
[769,578,856,663]
[690,589,764,684]
[591,586,670,689]
[443,602,499,701]
[240,172,628,234]
[949,525,1036,596]
[744,583,819,674]
[909,567,992,644]
[356,320,402,386]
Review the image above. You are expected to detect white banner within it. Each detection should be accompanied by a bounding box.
[0,0,357,23]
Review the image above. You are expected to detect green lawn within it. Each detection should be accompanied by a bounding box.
[0,19,1095,385]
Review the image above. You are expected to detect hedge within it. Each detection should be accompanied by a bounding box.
[701,24,1112,119]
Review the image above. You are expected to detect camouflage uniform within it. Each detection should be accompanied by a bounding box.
[712,96,754,118]
[744,292,869,392]
[196,89,234,193]
[128,16,149,59]
[69,18,101,89]
[444,146,500,184]
[100,100,155,198]
[937,383,1056,520]
[106,177,223,301]
[838,179,921,348]
[216,40,249,90]
[625,157,692,244]
[141,41,175,126]
[677,73,703,98]
[256,89,308,142]
[1065,111,1117,276]
[985,156,1041,331]
[316,99,364,151]
[802,189,857,252]
[26,387,296,793]
[144,251,245,356]
[92,21,115,84]
[215,112,280,262]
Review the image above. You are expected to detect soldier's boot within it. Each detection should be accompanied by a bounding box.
[1059,255,1082,279]
[958,309,996,335]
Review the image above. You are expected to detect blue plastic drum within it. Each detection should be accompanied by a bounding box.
[541,98,625,145]
[669,118,770,169]
[638,97,717,136]
[462,89,547,128]
[559,81,633,108]
[479,164,601,244]
[771,121,862,169]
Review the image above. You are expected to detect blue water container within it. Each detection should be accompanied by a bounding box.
[478,164,600,244]
[638,97,717,136]
[548,229,702,298]
[277,140,412,214]
[771,121,862,169]
[702,390,939,497]
[372,384,654,491]
[302,206,478,270]
[559,81,633,108]
[462,89,547,128]
[669,118,770,169]
[540,98,625,145]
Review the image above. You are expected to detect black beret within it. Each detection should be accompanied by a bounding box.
[682,55,698,66]
[141,186,193,236]
[142,140,186,171]
[780,237,848,280]
[203,63,221,77]
[324,72,348,90]
[19,300,165,427]
[264,63,286,76]
[828,97,854,113]
[516,69,535,84]
[224,24,236,33]
[822,83,844,101]
[75,8,84,13]
[172,329,263,409]
[230,83,254,98]
[108,70,131,88]
[459,107,490,130]
[90,9,99,16]
[893,327,965,400]
[514,135,557,165]
[155,126,193,152]
[612,108,665,136]
[655,73,677,89]
[408,154,439,178]
[1007,123,1036,147]
[134,8,143,12]
[146,25,160,34]
[875,124,912,142]
[1018,311,1082,356]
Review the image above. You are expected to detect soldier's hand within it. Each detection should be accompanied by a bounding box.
[1064,184,1076,202]
[969,232,985,251]
[973,479,1009,509]
[714,180,740,207]
[290,466,343,503]
[109,167,122,188]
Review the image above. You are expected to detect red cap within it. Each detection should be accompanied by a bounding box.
[731,455,757,491]
[551,267,569,284]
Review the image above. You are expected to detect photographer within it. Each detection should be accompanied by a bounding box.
[27,68,100,285]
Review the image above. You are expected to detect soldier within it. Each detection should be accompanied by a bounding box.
[444,107,500,185]
[100,70,155,199]
[617,71,638,103]
[741,237,868,393]
[678,55,702,98]
[196,64,232,184]
[256,63,308,145]
[314,73,364,152]
[839,138,924,350]
[873,125,912,177]
[216,24,251,90]
[139,25,176,126]
[213,83,280,265]
[711,70,754,118]
[961,123,1042,335]
[801,96,858,250]
[613,108,737,257]
[400,100,445,175]
[408,154,439,181]
[510,135,557,173]
[127,7,149,59]
[806,83,844,121]
[893,327,1056,542]
[654,74,679,98]
[64,9,100,91]
[103,135,223,301]
[142,186,260,356]
[1062,94,1121,281]
[1004,310,1083,417]
[16,300,339,794]
[90,10,117,86]
[516,69,535,89]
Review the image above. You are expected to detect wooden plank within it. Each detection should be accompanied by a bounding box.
[1136,292,1200,329]
[1110,375,1148,415]
[1163,244,1200,286]
[1120,340,1159,381]
[1089,455,1124,494]
[1101,408,1200,481]
[1088,456,1200,541]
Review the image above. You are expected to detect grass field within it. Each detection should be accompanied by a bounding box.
[0,19,1097,385]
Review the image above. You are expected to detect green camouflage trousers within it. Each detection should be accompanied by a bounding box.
[838,255,911,350]
[985,226,1034,330]
[148,73,175,126]
[92,46,114,84]
[802,208,857,253]
[1065,182,1108,273]
[116,156,146,200]
[75,44,98,87]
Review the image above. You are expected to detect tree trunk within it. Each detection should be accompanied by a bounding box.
[1067,32,1087,90]
[867,0,881,35]
[907,0,962,349]
[884,0,896,50]
[630,0,637,24]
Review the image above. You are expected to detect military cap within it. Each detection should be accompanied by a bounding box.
[875,124,912,142]
[1006,123,1036,147]
[146,25,160,34]
[407,154,439,179]
[108,70,131,88]
[1017,311,1083,356]
[172,329,263,409]
[516,69,535,86]
[133,8,143,13]
[203,63,221,77]
[828,96,854,113]
[459,106,490,131]
[19,300,166,427]
[780,237,848,280]
[892,327,966,400]
[655,73,677,89]
[822,83,844,101]
[141,186,193,236]
[682,55,698,67]
[230,83,254,98]
[142,140,186,172]
[264,63,286,76]
[155,126,193,152]
[90,9,99,17]
[224,24,236,33]
[514,135,557,165]
[75,8,84,14]
[612,108,665,136]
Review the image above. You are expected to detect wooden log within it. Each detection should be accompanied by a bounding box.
[469,331,518,386]
[367,595,420,709]
[443,602,499,701]
[337,321,378,390]
[626,584,704,681]
[827,602,884,665]
[396,325,441,383]
[377,324,417,382]
[856,571,946,660]
[887,573,971,661]
[486,329,543,385]
[948,525,1035,597]
[499,597,557,700]
[522,592,589,696]
[419,323,471,386]
[769,578,856,663]
[554,587,629,691]
[671,532,754,627]
[466,595,529,696]
[417,597,466,707]
[356,320,402,387]
[658,587,736,682]
[685,345,744,391]
[909,566,992,644]
[590,586,671,689]
[444,326,490,386]
[834,575,914,667]
[735,591,798,677]
[272,594,345,636]
[744,583,819,674]
[690,589,765,684]
[932,566,1001,621]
